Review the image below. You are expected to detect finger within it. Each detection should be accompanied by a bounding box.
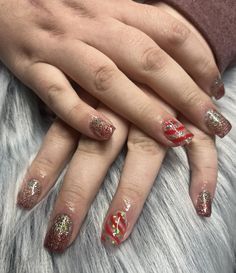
[23,62,115,140]
[101,125,167,246]
[119,2,224,100]
[49,40,194,147]
[182,118,218,217]
[44,106,129,252]
[17,119,79,209]
[84,19,231,138]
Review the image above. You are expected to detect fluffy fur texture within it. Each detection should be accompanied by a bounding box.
[0,62,236,273]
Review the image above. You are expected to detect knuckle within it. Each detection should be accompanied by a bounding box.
[181,90,201,109]
[128,134,163,155]
[168,21,190,46]
[77,139,107,158]
[197,57,216,76]
[33,156,55,175]
[49,120,77,143]
[93,64,117,92]
[141,47,166,72]
[61,181,88,205]
[119,183,144,203]
[47,83,64,107]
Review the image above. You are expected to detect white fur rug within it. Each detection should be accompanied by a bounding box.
[0,62,236,273]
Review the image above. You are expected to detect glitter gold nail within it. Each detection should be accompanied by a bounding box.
[44,214,73,253]
[196,190,212,217]
[17,179,41,210]
[211,76,225,100]
[90,116,116,140]
[205,109,232,138]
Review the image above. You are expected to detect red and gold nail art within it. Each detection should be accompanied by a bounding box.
[17,179,41,210]
[90,116,116,140]
[101,211,128,246]
[162,119,194,146]
[44,214,73,252]
[196,190,212,217]
[205,109,232,138]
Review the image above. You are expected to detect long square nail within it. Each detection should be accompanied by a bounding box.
[205,109,232,138]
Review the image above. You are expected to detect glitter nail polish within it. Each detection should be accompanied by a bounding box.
[205,109,232,138]
[44,214,73,252]
[162,119,194,146]
[90,116,116,140]
[17,179,41,210]
[196,190,212,217]
[101,211,128,246]
[211,76,225,100]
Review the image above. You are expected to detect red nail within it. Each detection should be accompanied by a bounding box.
[162,119,194,146]
[101,211,128,246]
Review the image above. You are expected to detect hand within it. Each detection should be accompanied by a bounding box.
[0,0,231,144]
[17,86,217,252]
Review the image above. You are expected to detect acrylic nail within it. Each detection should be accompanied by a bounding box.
[44,214,73,252]
[162,119,194,146]
[90,116,116,140]
[101,210,128,246]
[196,190,212,217]
[17,179,41,210]
[211,76,225,100]
[205,109,232,138]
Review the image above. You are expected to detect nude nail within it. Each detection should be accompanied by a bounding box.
[17,179,41,210]
[90,116,116,140]
[44,214,73,252]
[162,119,194,146]
[101,210,128,246]
[211,76,225,100]
[196,190,212,217]
[205,109,232,138]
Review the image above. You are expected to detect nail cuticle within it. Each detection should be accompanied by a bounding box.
[17,179,41,210]
[44,214,73,253]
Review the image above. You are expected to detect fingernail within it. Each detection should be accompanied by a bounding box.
[90,116,116,140]
[101,210,128,246]
[211,76,225,100]
[162,119,194,146]
[205,109,232,138]
[17,179,41,210]
[196,190,212,217]
[44,214,73,253]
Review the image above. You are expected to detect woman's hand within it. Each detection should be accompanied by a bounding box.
[17,86,217,252]
[0,0,231,144]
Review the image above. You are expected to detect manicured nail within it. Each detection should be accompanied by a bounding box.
[162,119,194,146]
[101,210,128,246]
[196,190,212,217]
[44,214,73,252]
[211,76,225,100]
[205,109,232,138]
[90,116,116,140]
[17,179,41,210]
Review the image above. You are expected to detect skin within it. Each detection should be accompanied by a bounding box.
[15,2,220,251]
[0,0,231,146]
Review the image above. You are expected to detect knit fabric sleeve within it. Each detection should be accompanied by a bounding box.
[158,0,236,72]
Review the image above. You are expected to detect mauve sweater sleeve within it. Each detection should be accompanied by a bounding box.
[160,0,236,73]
